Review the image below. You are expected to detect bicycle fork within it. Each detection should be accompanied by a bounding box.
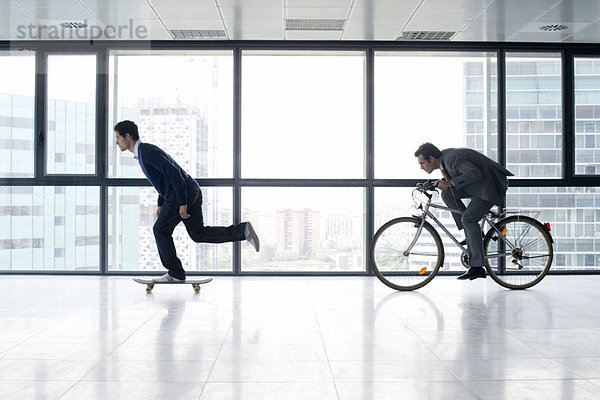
[403,215,428,257]
[403,199,440,257]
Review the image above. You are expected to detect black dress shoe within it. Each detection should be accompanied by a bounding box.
[457,267,486,280]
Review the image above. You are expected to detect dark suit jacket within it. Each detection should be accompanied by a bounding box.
[138,142,194,207]
[441,148,514,206]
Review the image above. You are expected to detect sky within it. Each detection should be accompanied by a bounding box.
[0,53,35,95]
[375,55,467,179]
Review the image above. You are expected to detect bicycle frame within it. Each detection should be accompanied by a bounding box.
[404,189,511,259]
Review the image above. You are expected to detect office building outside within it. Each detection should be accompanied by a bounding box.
[2,55,600,271]
[464,57,600,270]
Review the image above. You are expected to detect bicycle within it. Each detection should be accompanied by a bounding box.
[370,181,554,291]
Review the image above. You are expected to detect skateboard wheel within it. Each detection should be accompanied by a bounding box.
[146,284,154,294]
[193,285,200,294]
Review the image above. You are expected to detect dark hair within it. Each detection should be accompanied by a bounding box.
[114,120,139,141]
[414,142,442,160]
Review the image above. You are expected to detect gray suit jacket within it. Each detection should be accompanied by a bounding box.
[441,148,514,206]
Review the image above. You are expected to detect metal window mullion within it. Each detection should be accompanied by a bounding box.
[233,47,242,274]
[563,50,575,182]
[34,50,47,180]
[497,50,507,275]
[498,50,506,169]
[365,49,375,274]
[97,47,108,274]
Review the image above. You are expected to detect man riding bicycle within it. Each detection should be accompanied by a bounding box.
[414,143,514,280]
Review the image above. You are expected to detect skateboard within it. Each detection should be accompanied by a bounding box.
[133,277,213,294]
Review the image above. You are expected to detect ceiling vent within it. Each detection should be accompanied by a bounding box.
[397,31,455,40]
[539,24,568,32]
[59,22,87,29]
[170,30,227,39]
[285,19,345,31]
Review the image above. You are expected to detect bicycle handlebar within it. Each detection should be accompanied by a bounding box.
[415,180,438,196]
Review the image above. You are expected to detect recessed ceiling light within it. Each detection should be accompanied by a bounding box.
[539,24,568,32]
[59,22,88,29]
[170,30,227,39]
[285,19,345,31]
[397,31,456,40]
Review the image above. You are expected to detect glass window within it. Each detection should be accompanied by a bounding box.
[506,53,562,179]
[575,57,600,175]
[241,51,365,179]
[0,186,99,271]
[507,92,537,104]
[374,52,498,179]
[507,187,600,270]
[0,51,35,178]
[108,186,233,272]
[108,50,233,179]
[241,187,365,271]
[539,76,561,89]
[46,55,97,175]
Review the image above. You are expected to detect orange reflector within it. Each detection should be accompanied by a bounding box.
[419,267,427,275]
[502,228,508,235]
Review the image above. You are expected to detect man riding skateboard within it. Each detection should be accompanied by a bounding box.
[115,120,259,283]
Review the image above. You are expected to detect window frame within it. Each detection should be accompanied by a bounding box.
[0,41,599,274]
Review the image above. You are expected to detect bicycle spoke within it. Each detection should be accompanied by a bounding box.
[517,224,535,245]
[521,235,545,249]
[377,251,406,266]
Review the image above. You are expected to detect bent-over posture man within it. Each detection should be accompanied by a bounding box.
[115,120,259,283]
[415,143,513,280]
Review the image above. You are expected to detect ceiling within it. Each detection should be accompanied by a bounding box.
[1,0,600,42]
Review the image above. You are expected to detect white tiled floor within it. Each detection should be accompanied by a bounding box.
[1,275,600,399]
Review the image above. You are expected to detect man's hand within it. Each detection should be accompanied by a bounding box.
[156,206,162,218]
[179,205,191,220]
[437,179,454,191]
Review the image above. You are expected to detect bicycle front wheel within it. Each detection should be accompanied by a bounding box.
[484,215,553,290]
[370,217,444,291]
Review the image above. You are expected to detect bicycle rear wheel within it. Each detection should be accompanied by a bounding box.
[370,217,444,291]
[484,215,553,289]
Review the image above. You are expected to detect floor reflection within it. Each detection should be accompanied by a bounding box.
[0,276,598,400]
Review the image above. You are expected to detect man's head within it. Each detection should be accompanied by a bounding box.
[414,142,442,174]
[114,120,139,152]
